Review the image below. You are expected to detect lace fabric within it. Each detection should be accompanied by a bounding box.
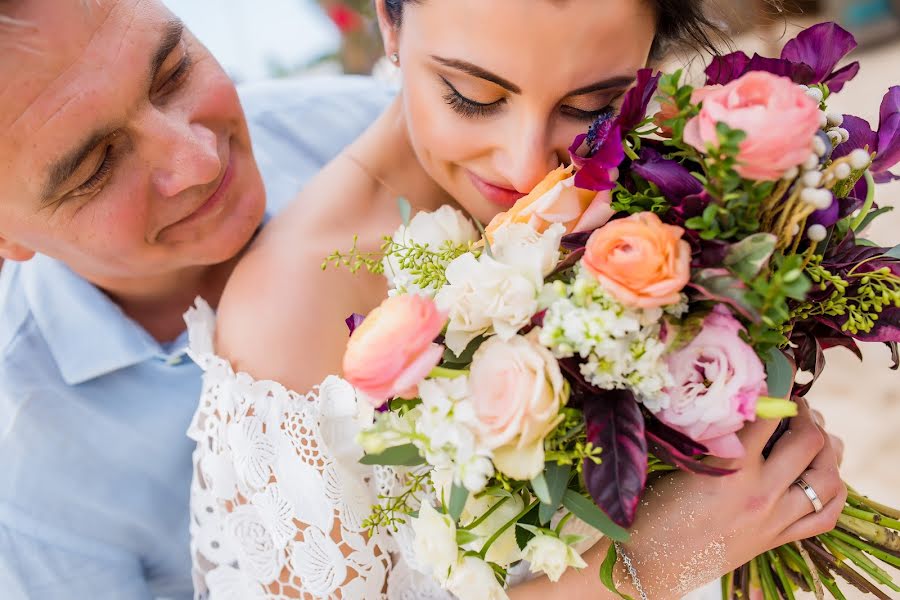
[185,298,721,600]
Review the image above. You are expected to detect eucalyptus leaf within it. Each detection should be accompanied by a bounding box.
[765,348,793,399]
[397,197,412,227]
[561,490,629,542]
[725,233,776,280]
[359,444,425,467]
[886,245,900,260]
[449,483,468,522]
[854,206,893,233]
[539,463,571,525]
[531,472,551,505]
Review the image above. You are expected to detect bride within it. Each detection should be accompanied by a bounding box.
[185,1,846,598]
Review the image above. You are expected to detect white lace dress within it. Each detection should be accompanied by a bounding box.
[184,299,722,600]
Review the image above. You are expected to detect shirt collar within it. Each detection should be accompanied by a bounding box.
[21,255,164,385]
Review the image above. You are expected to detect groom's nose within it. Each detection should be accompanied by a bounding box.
[141,110,222,198]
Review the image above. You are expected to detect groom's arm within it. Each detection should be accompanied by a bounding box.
[0,524,154,600]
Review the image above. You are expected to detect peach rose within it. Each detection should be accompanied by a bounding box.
[485,166,614,240]
[683,71,820,180]
[343,295,447,407]
[582,212,690,309]
[469,332,567,480]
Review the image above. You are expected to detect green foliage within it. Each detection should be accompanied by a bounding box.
[362,470,430,534]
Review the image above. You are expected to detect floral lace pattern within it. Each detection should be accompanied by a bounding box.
[185,299,450,600]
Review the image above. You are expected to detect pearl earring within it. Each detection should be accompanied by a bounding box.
[390,52,399,65]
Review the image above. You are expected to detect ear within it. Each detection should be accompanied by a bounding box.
[0,236,35,262]
[373,0,400,61]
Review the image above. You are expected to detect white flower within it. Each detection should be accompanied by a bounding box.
[436,223,564,357]
[411,501,459,584]
[469,493,525,567]
[522,533,588,582]
[446,555,509,600]
[383,205,478,296]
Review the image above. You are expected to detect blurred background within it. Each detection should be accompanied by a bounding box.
[162,1,898,596]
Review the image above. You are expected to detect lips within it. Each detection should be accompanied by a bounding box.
[466,170,527,209]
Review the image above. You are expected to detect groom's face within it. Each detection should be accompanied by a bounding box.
[0,0,265,280]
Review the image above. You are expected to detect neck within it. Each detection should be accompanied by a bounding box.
[352,97,458,214]
[81,256,240,343]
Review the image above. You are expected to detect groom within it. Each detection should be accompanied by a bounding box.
[0,1,389,598]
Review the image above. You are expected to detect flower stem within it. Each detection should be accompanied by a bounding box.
[828,529,900,568]
[755,396,798,419]
[479,497,539,559]
[838,514,900,551]
[850,170,877,231]
[842,506,900,531]
[428,366,469,379]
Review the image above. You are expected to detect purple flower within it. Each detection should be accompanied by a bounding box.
[632,147,703,201]
[705,22,860,93]
[569,69,660,192]
[832,86,900,183]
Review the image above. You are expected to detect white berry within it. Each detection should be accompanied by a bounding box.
[782,166,800,181]
[807,224,828,241]
[826,112,844,127]
[802,171,823,188]
[812,136,828,157]
[806,88,824,103]
[803,153,820,171]
[849,148,870,170]
[834,163,852,180]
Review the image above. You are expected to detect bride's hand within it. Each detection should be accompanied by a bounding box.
[613,396,846,598]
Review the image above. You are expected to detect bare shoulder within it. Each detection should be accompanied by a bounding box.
[215,156,386,393]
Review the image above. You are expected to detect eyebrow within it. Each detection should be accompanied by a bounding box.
[41,19,185,203]
[432,55,635,98]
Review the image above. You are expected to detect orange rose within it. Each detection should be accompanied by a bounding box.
[485,166,613,240]
[582,213,690,308]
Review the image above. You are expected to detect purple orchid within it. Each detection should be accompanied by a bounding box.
[632,147,704,201]
[706,22,860,93]
[569,69,661,192]
[833,86,900,184]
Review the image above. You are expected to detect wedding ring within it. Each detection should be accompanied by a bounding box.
[794,478,824,513]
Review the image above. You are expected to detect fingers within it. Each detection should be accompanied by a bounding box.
[763,398,825,488]
[775,481,848,545]
[830,434,845,467]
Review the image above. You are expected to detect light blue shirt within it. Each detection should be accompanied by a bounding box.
[0,76,392,600]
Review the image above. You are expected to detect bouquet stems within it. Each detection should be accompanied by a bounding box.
[728,489,900,599]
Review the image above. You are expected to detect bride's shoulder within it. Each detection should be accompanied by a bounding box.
[213,156,383,392]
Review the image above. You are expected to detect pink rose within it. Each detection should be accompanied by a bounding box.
[469,332,567,480]
[656,306,767,459]
[683,71,821,180]
[343,295,447,407]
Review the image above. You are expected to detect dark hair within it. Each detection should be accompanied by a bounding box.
[382,0,728,60]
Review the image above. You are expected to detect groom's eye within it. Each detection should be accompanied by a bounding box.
[154,44,194,98]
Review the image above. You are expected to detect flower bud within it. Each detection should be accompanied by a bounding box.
[807,224,827,242]
[782,166,799,181]
[818,111,828,128]
[802,171,823,188]
[827,130,842,146]
[837,127,850,143]
[826,112,844,127]
[849,148,871,170]
[803,153,820,171]
[806,87,824,103]
[812,136,828,157]
[834,163,852,180]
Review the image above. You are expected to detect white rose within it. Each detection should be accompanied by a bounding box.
[522,533,588,582]
[470,493,525,567]
[435,223,565,357]
[446,555,509,600]
[491,222,565,282]
[384,205,479,296]
[411,501,459,584]
[469,332,567,480]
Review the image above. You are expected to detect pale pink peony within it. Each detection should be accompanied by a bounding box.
[683,71,821,180]
[581,212,691,309]
[343,295,446,407]
[656,306,767,459]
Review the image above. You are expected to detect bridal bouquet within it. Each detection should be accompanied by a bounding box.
[327,22,900,600]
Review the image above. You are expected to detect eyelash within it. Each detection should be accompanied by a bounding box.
[441,77,616,122]
[72,54,194,197]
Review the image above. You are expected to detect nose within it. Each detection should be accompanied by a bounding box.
[494,117,562,193]
[141,110,221,198]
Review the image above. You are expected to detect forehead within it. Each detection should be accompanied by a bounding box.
[402,0,657,91]
[0,0,173,186]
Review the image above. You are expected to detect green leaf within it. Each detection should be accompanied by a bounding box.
[725,233,777,280]
[886,245,900,260]
[456,529,480,546]
[397,197,412,227]
[481,487,514,499]
[516,523,548,538]
[359,443,425,466]
[515,502,542,550]
[442,335,484,364]
[539,463,572,525]
[449,483,468,522]
[599,542,635,600]
[765,348,793,399]
[854,206,893,233]
[561,490,629,542]
[531,472,551,505]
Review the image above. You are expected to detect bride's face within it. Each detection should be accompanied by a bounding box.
[387,0,656,224]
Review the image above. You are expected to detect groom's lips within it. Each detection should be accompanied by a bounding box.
[167,141,235,231]
[467,170,526,209]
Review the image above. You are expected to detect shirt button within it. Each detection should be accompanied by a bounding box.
[165,354,185,366]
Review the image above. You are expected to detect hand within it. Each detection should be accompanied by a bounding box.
[606,397,846,598]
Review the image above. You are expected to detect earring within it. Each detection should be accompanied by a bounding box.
[390,52,399,65]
